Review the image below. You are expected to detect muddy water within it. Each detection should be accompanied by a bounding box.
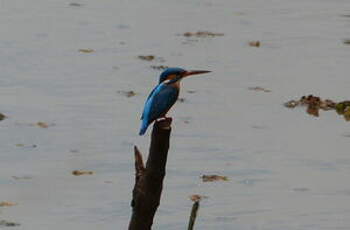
[1,0,350,229]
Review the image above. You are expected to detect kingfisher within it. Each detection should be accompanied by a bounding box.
[139,67,211,135]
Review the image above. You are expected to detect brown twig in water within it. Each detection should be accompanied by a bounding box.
[128,118,172,230]
[187,201,200,230]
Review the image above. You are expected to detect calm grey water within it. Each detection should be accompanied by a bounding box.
[1,0,350,229]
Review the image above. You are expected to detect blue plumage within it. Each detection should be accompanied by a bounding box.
[139,67,210,135]
[139,82,179,135]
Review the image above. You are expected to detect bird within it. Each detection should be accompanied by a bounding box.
[139,67,211,135]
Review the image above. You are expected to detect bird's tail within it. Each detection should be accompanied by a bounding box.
[139,120,149,136]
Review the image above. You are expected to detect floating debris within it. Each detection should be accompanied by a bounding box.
[248,41,261,47]
[137,55,165,62]
[248,86,271,92]
[37,121,49,128]
[336,101,350,121]
[284,95,350,121]
[188,194,207,230]
[72,170,94,176]
[284,100,299,108]
[12,176,32,180]
[343,39,350,45]
[36,122,55,128]
[182,31,224,37]
[78,49,95,53]
[0,220,20,227]
[138,55,155,61]
[0,202,17,207]
[150,65,169,70]
[14,121,55,128]
[189,194,208,202]
[0,113,6,121]
[285,95,336,113]
[15,144,37,148]
[178,98,186,103]
[300,95,335,115]
[70,149,80,153]
[117,90,137,98]
[69,2,82,6]
[335,101,350,114]
[201,174,228,182]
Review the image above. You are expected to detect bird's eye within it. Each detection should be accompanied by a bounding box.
[176,73,183,78]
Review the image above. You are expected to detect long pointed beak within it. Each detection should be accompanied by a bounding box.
[183,70,211,77]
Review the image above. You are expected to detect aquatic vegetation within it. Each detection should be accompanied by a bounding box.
[0,113,6,121]
[0,220,20,227]
[150,65,169,70]
[72,170,94,176]
[248,41,261,47]
[0,202,17,207]
[69,3,82,7]
[335,101,350,114]
[284,95,350,121]
[78,49,94,53]
[36,121,49,128]
[137,55,165,62]
[201,174,228,182]
[248,86,271,92]
[335,101,350,121]
[137,55,155,61]
[343,39,350,45]
[182,31,224,37]
[117,90,137,98]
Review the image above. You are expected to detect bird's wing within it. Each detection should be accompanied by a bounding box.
[142,83,179,123]
[141,86,157,120]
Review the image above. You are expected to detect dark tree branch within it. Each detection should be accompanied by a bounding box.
[187,201,200,230]
[134,146,145,180]
[128,118,172,230]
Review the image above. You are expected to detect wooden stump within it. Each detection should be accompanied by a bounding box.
[128,118,172,230]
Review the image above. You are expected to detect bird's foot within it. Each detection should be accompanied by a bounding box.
[156,116,172,122]
[156,117,172,130]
